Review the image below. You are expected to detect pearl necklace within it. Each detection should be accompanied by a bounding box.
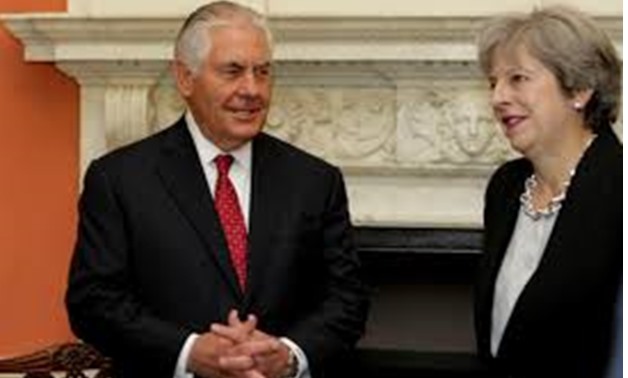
[520,135,596,221]
[520,171,572,220]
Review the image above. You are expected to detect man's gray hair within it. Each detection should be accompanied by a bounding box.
[174,1,273,75]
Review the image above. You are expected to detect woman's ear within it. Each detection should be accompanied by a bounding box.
[571,88,594,111]
[172,60,194,98]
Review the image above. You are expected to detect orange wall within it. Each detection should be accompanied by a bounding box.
[0,0,78,355]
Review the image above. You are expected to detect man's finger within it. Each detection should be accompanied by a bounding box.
[232,339,281,357]
[228,310,258,330]
[212,312,258,343]
[227,309,241,326]
[243,370,267,378]
[211,323,250,343]
[218,354,255,371]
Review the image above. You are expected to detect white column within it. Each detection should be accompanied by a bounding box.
[58,61,168,180]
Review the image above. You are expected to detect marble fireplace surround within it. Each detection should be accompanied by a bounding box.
[3,10,621,228]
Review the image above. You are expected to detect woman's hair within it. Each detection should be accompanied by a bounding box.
[477,5,621,130]
[174,1,272,76]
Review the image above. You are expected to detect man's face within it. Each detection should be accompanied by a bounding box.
[177,23,272,151]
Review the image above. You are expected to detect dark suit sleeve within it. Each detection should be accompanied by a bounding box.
[285,167,369,375]
[65,160,189,373]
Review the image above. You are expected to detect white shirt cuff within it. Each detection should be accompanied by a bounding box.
[174,333,199,378]
[279,337,311,378]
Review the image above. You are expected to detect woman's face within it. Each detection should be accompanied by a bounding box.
[488,45,582,158]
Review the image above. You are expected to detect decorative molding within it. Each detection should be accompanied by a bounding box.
[4,15,622,62]
[58,61,167,176]
[2,13,622,227]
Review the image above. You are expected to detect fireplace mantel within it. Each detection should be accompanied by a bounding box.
[3,11,622,227]
[5,14,621,62]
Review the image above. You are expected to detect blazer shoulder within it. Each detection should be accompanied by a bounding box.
[486,158,531,198]
[571,128,622,203]
[594,127,622,172]
[90,119,186,172]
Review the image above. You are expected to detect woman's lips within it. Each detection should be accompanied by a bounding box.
[501,115,526,134]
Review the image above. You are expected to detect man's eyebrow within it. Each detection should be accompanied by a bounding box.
[217,61,271,68]
[215,62,245,71]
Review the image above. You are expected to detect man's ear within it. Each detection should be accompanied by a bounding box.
[172,60,194,97]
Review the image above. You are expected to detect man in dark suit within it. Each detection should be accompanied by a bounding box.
[65,2,369,378]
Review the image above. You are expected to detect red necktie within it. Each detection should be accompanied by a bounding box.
[214,154,248,290]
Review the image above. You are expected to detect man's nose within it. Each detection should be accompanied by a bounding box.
[237,71,261,96]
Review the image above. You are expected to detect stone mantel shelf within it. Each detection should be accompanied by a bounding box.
[3,14,622,62]
[2,12,622,228]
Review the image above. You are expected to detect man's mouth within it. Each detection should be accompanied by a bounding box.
[229,107,265,121]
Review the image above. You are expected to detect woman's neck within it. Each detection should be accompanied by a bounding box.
[530,128,594,203]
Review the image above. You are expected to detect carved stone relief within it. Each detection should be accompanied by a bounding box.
[267,87,397,165]
[104,84,153,151]
[396,86,513,170]
[148,72,186,131]
[148,63,514,175]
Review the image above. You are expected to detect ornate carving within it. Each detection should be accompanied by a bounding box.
[148,72,186,131]
[105,84,155,150]
[267,87,396,164]
[0,343,112,378]
[397,87,513,168]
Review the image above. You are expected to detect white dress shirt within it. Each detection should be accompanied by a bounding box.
[490,206,559,356]
[174,111,311,378]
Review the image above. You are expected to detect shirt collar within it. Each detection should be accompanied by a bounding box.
[185,111,252,171]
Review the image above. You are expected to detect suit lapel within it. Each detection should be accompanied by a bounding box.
[155,119,242,298]
[243,134,278,311]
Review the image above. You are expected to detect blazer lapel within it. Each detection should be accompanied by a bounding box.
[488,194,521,284]
[535,129,613,266]
[156,119,242,298]
[242,134,278,312]
[477,161,528,355]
